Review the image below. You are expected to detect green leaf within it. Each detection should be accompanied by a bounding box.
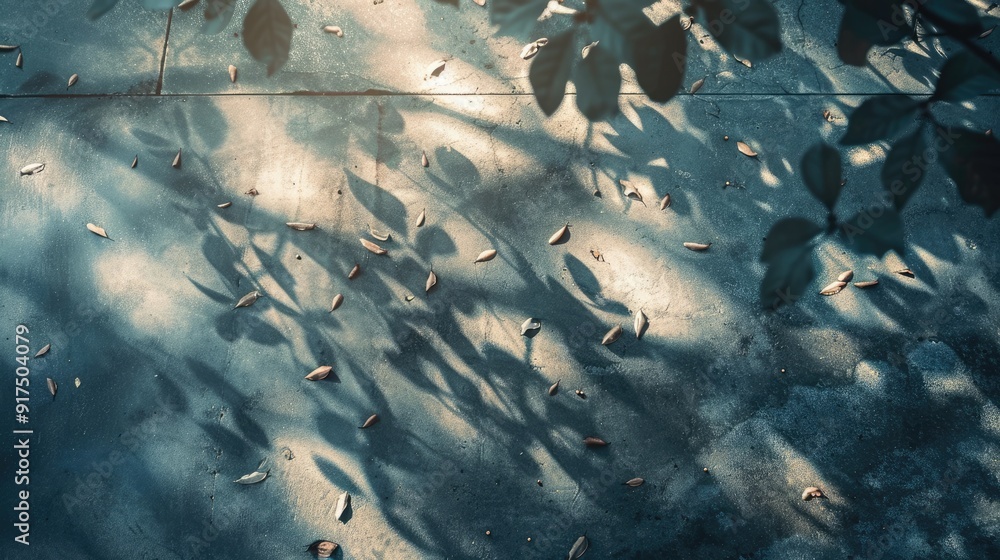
[800,143,843,211]
[529,29,576,116]
[840,95,919,145]
[87,0,121,19]
[242,0,293,76]
[881,129,927,211]
[760,245,815,310]
[490,0,548,37]
[932,50,1000,103]
[761,217,823,263]
[940,129,1000,217]
[922,0,984,36]
[203,0,237,34]
[139,0,183,9]
[573,43,622,120]
[836,1,911,66]
[633,15,687,103]
[840,208,905,257]
[697,0,781,61]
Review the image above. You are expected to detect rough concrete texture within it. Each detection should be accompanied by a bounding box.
[1,1,1000,560]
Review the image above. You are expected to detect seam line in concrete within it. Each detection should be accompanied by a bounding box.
[155,8,174,95]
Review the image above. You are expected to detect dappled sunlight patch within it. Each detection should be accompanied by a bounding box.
[93,249,193,333]
[853,361,886,392]
[758,161,782,187]
[846,143,885,168]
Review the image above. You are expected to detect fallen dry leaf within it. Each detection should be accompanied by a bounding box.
[690,77,705,94]
[16,51,22,68]
[584,437,608,447]
[330,294,344,311]
[228,64,237,82]
[35,344,50,358]
[520,42,540,60]
[568,535,589,559]
[683,242,711,251]
[602,325,622,345]
[20,163,44,175]
[581,40,598,59]
[131,155,138,168]
[896,268,915,278]
[421,150,429,167]
[0,115,8,123]
[234,290,261,308]
[361,239,388,255]
[47,378,57,398]
[172,148,182,168]
[625,478,645,487]
[736,141,757,157]
[475,249,497,263]
[86,223,108,238]
[548,224,569,245]
[217,202,232,208]
[659,193,671,210]
[819,281,847,295]
[360,414,379,429]
[234,469,268,485]
[634,309,648,339]
[620,179,644,203]
[416,209,426,227]
[838,270,854,282]
[368,224,390,241]
[426,270,438,293]
[68,73,78,88]
[287,222,316,231]
[680,16,693,30]
[178,0,198,10]
[548,379,559,396]
[323,25,344,37]
[305,366,333,381]
[590,249,605,262]
[335,491,351,521]
[521,318,540,335]
[853,280,879,288]
[74,377,80,388]
[309,541,339,559]
[802,486,826,501]
[348,264,361,279]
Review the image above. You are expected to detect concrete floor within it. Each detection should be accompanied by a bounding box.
[2,1,1000,559]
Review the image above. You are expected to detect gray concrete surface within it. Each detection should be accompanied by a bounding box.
[2,1,1000,559]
